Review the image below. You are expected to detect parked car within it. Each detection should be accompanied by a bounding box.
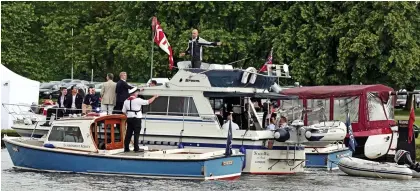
[94,83,102,97]
[396,89,407,108]
[65,83,88,98]
[60,79,85,87]
[39,83,60,99]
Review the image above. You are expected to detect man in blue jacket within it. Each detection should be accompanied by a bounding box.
[179,29,222,69]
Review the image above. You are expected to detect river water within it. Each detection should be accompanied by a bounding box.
[1,149,419,191]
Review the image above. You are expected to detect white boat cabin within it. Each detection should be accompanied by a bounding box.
[43,115,128,153]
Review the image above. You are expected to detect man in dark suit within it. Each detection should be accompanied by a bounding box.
[66,85,84,115]
[114,71,133,114]
[41,87,69,126]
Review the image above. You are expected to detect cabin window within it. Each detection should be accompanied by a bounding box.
[168,96,188,116]
[306,99,330,125]
[367,93,394,121]
[209,99,223,111]
[278,99,304,122]
[333,97,359,123]
[143,96,169,115]
[143,96,199,117]
[48,126,84,143]
[187,97,199,117]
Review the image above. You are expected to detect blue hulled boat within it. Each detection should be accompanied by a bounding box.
[3,114,243,180]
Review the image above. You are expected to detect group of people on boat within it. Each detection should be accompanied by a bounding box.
[217,98,289,132]
[41,72,158,126]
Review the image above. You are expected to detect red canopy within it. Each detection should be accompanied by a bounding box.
[281,84,394,99]
[281,84,395,137]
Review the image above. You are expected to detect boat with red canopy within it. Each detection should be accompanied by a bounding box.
[280,84,397,160]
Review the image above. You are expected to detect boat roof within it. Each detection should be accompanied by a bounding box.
[203,91,297,100]
[183,69,277,89]
[281,84,394,99]
[53,114,127,125]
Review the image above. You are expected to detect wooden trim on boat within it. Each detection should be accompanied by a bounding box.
[94,114,127,123]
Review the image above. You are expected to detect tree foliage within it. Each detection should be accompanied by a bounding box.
[2,2,419,93]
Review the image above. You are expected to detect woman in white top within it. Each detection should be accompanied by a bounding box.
[266,117,276,131]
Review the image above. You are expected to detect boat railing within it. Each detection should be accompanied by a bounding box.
[1,103,114,124]
[2,103,46,123]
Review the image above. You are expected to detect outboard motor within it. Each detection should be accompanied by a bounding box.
[395,150,420,172]
[274,128,290,142]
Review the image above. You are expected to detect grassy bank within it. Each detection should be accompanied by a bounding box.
[1,129,21,148]
[395,108,420,126]
[416,136,420,161]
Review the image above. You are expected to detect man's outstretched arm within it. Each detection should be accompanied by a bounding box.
[198,38,222,47]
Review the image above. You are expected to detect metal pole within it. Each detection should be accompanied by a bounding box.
[91,69,93,83]
[71,28,74,80]
[150,18,154,80]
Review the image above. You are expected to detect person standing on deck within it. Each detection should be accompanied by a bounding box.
[82,86,100,114]
[41,87,69,126]
[114,72,133,114]
[122,87,158,152]
[179,29,222,69]
[101,73,117,115]
[66,85,83,115]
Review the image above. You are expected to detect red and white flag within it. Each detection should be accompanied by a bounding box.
[152,17,174,70]
[408,97,416,143]
[259,47,273,72]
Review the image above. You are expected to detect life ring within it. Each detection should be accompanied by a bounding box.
[241,67,258,84]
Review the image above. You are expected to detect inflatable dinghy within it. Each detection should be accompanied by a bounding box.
[412,170,420,178]
[338,157,412,180]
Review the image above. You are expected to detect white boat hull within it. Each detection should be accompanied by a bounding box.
[338,157,412,180]
[139,135,306,174]
[11,123,49,138]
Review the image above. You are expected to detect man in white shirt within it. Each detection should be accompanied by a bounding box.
[222,112,240,131]
[122,87,158,152]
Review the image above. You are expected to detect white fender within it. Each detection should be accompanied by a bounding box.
[364,134,393,159]
[241,67,258,84]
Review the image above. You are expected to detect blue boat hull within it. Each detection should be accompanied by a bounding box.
[305,149,353,170]
[4,140,242,180]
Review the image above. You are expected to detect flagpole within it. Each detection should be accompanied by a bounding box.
[150,17,154,80]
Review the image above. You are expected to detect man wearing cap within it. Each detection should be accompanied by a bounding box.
[122,87,158,152]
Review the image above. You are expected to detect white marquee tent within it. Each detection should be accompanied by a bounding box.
[1,64,40,129]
